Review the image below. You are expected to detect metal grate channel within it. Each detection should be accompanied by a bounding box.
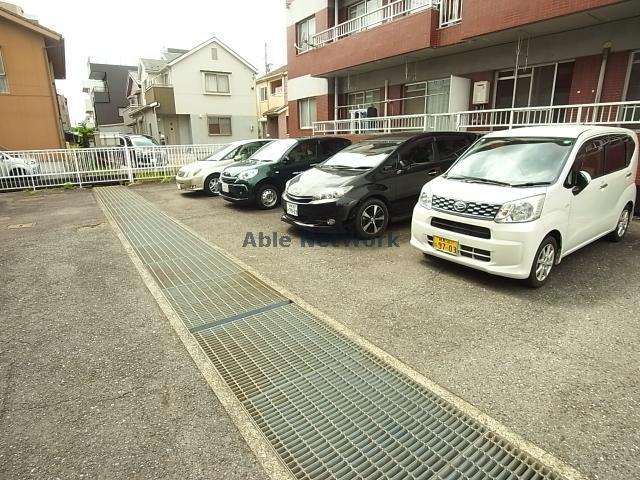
[96,186,566,480]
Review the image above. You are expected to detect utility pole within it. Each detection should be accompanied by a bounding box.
[264,42,271,74]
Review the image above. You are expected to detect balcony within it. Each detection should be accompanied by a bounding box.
[144,84,176,115]
[310,0,442,49]
[312,101,640,135]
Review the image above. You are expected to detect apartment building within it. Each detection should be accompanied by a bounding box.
[286,0,640,137]
[83,62,136,133]
[124,37,259,145]
[0,2,66,149]
[256,65,288,139]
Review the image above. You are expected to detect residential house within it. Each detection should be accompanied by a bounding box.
[125,38,259,145]
[256,65,288,138]
[0,2,66,150]
[83,62,136,133]
[286,0,640,138]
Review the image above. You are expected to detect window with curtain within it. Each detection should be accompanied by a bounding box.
[203,72,230,94]
[0,48,9,93]
[402,78,450,115]
[208,116,232,135]
[298,98,317,129]
[296,16,316,53]
[260,86,268,102]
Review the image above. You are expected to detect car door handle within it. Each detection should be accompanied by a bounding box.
[600,183,609,189]
[427,169,439,176]
[626,172,632,178]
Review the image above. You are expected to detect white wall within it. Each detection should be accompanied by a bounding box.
[288,75,329,101]
[170,40,258,144]
[287,0,328,26]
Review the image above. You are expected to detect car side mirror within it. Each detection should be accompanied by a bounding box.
[282,155,291,164]
[572,170,592,195]
[234,154,244,161]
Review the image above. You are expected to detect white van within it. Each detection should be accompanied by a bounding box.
[411,126,638,287]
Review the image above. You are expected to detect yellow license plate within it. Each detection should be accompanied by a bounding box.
[432,235,459,255]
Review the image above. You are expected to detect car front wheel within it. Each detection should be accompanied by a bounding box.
[354,198,389,239]
[607,205,632,242]
[203,174,220,196]
[256,184,280,209]
[526,236,557,288]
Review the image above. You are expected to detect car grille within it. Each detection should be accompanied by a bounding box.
[285,193,313,204]
[220,174,236,183]
[431,217,491,239]
[427,235,491,262]
[432,195,501,219]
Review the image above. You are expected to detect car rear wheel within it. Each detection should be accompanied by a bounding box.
[354,199,389,239]
[203,174,220,196]
[607,205,631,242]
[256,184,280,209]
[526,236,557,288]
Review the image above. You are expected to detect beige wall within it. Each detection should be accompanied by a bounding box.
[256,75,287,117]
[0,17,63,150]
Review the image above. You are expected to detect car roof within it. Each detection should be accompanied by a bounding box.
[483,125,636,139]
[229,139,272,146]
[365,131,477,142]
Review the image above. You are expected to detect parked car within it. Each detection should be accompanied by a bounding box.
[176,140,271,195]
[0,151,39,188]
[219,137,351,209]
[281,132,478,238]
[411,126,638,287]
[96,134,167,168]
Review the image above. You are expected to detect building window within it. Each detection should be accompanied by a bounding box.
[208,116,232,135]
[203,72,230,94]
[298,97,317,129]
[0,48,8,93]
[296,16,316,53]
[403,79,450,115]
[494,61,575,108]
[270,78,283,96]
[347,89,381,109]
[211,47,218,60]
[260,86,268,102]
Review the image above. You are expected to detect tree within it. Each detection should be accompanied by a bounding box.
[72,124,96,148]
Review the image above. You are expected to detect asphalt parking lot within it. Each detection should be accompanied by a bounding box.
[2,183,639,480]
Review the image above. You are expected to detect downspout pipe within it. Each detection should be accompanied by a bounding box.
[594,42,612,104]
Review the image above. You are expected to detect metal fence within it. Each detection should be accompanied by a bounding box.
[0,143,226,192]
[313,100,640,135]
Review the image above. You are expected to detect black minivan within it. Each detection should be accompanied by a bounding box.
[281,132,478,238]
[220,137,351,209]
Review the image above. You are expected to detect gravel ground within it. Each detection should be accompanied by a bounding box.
[0,188,268,480]
[134,182,640,480]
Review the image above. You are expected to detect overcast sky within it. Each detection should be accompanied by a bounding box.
[16,0,287,124]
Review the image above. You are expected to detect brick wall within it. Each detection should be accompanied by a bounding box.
[288,94,333,138]
[602,51,631,102]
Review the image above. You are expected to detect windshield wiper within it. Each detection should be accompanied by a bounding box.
[323,165,371,170]
[510,181,551,187]
[446,175,512,187]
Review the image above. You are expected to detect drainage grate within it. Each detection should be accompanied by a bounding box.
[95,186,568,480]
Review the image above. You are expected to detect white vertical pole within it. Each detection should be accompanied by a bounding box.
[124,145,134,184]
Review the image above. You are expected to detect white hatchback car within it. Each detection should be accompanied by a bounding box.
[176,139,271,195]
[411,126,638,287]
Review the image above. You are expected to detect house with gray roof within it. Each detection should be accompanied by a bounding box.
[124,37,259,145]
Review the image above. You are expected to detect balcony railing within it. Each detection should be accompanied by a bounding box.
[310,0,438,50]
[439,0,463,28]
[312,101,640,135]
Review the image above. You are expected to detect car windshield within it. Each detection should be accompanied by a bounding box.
[200,144,239,161]
[322,141,403,169]
[250,139,297,162]
[130,136,159,147]
[445,137,575,186]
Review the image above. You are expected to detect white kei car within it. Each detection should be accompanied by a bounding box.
[176,139,271,195]
[411,126,637,287]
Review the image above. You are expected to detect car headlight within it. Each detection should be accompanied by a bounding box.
[419,189,432,209]
[495,194,546,223]
[190,168,202,177]
[311,186,353,202]
[238,169,258,180]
